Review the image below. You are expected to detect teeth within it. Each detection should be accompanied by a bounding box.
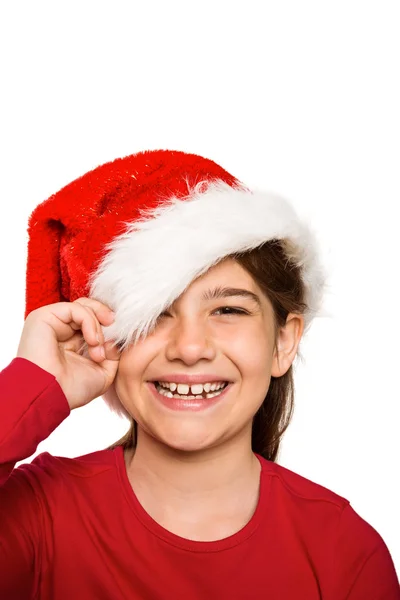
[177,383,189,395]
[155,381,228,399]
[158,381,227,395]
[190,384,203,396]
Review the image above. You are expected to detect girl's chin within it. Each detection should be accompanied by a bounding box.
[147,425,218,453]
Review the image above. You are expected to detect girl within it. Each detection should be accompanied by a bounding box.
[1,150,399,599]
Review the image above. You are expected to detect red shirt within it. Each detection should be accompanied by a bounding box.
[0,358,399,600]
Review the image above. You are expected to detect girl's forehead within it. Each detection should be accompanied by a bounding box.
[175,262,257,300]
[191,259,255,287]
[169,270,269,317]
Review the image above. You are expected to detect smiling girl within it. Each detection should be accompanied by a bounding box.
[0,150,398,599]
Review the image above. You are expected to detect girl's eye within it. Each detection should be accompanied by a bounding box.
[158,312,171,319]
[213,306,248,316]
[157,307,247,320]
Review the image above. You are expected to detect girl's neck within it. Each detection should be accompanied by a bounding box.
[124,427,262,541]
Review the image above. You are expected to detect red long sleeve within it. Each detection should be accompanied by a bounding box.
[334,503,399,597]
[0,358,70,598]
[345,541,400,599]
[0,357,70,484]
[0,358,399,599]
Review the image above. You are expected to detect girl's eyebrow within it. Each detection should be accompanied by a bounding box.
[201,286,262,309]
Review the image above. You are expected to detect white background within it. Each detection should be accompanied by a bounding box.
[1,0,399,576]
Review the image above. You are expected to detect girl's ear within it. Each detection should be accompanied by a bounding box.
[271,314,304,377]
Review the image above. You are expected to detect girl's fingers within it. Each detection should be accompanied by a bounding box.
[43,298,116,362]
[74,298,116,351]
[68,300,120,363]
[63,332,108,364]
[71,304,100,348]
[103,340,121,362]
[89,344,107,363]
[62,332,86,354]
[74,301,105,347]
[45,303,98,346]
[74,297,115,326]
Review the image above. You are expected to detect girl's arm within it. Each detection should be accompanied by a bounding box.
[0,357,70,598]
[335,503,400,599]
[346,541,400,599]
[0,357,70,483]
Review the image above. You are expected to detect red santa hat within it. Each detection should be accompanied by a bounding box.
[26,148,326,358]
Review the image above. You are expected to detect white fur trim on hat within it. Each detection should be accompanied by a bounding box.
[89,179,327,350]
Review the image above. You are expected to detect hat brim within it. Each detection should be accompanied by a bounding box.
[89,179,326,353]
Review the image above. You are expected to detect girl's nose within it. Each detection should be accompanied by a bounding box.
[164,318,217,365]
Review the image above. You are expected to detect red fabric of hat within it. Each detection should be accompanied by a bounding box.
[26,149,237,318]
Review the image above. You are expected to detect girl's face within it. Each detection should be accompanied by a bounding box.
[115,258,303,452]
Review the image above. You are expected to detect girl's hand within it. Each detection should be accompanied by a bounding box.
[17,298,120,410]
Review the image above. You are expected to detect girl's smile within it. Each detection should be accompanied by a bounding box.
[147,380,234,412]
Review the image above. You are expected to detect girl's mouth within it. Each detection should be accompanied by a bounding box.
[147,381,232,411]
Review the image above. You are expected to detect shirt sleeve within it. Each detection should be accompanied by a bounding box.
[0,357,70,598]
[346,541,400,599]
[0,357,70,483]
[335,502,400,599]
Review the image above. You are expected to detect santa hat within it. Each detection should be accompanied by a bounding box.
[26,149,327,413]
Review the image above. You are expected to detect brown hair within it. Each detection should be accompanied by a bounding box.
[107,239,308,462]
